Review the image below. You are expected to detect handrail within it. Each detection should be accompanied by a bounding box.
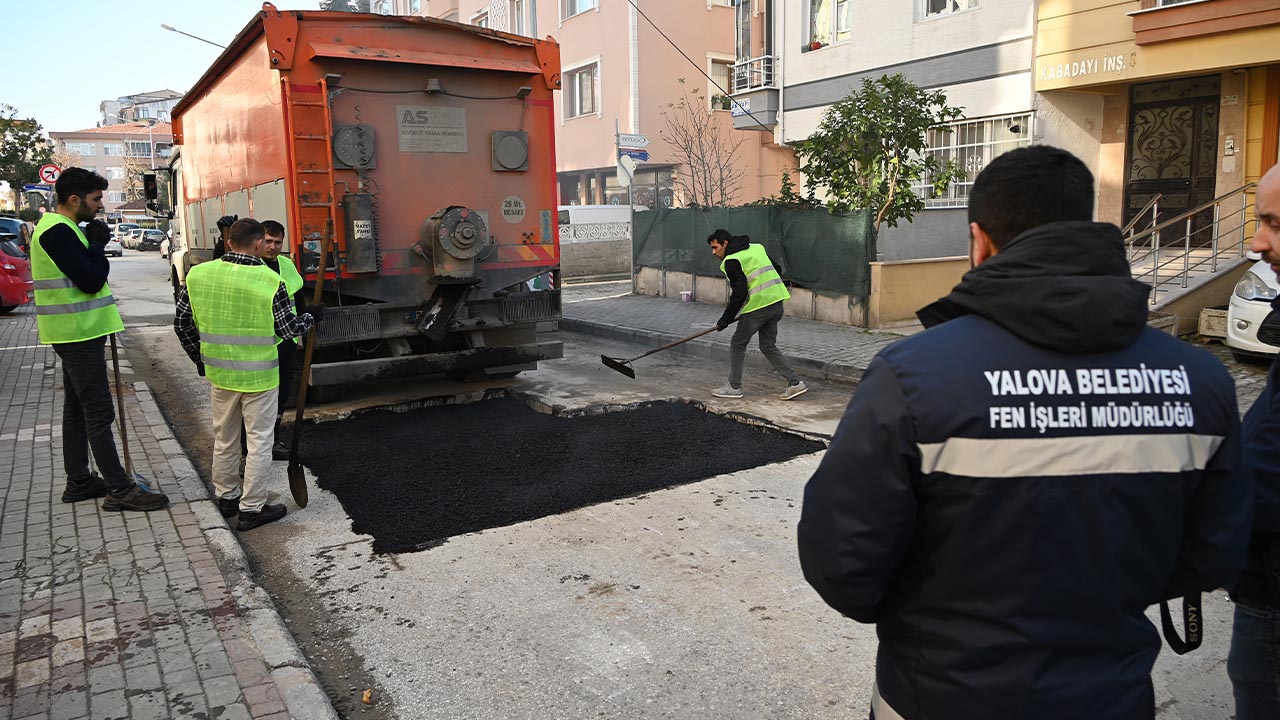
[1129,183,1256,244]
[1122,193,1162,236]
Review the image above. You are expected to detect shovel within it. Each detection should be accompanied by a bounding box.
[601,318,737,379]
[286,218,335,508]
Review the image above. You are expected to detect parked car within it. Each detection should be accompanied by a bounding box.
[104,237,123,257]
[114,222,140,241]
[159,236,170,258]
[126,228,146,249]
[1226,258,1280,362]
[0,238,33,314]
[138,229,166,251]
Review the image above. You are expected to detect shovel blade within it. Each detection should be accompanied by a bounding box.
[287,462,309,508]
[601,355,636,379]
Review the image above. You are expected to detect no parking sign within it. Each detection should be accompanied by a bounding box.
[38,164,60,184]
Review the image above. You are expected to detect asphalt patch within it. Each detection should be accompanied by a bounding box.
[300,397,824,553]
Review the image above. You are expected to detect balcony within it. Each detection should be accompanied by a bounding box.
[730,55,779,132]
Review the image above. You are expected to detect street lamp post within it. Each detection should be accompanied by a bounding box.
[159,23,226,49]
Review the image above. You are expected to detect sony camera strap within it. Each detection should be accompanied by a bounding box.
[1159,594,1202,655]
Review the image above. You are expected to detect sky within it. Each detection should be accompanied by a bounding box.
[2,0,324,134]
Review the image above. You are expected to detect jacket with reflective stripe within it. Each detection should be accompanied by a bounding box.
[720,244,788,314]
[30,213,124,344]
[798,315,1250,720]
[186,260,282,393]
[269,257,305,346]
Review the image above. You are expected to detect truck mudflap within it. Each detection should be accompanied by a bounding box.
[308,340,563,386]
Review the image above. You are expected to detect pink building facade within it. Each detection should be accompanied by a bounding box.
[421,0,793,207]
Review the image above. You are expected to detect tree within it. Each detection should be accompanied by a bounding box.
[319,0,371,10]
[794,73,965,231]
[49,146,83,173]
[0,105,53,210]
[659,79,746,208]
[122,157,152,201]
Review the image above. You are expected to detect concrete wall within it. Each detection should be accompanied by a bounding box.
[560,239,629,277]
[868,256,969,328]
[635,268,867,326]
[876,209,969,261]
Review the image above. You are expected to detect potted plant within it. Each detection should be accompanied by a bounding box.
[808,34,827,51]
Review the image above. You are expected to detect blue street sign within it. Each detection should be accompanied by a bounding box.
[23,184,52,191]
[619,148,650,162]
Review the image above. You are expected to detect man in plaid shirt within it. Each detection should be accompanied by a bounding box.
[174,219,322,530]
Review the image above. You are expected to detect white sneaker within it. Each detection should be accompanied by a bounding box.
[713,383,744,398]
[780,381,808,400]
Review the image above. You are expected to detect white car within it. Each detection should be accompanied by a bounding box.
[103,238,123,257]
[1227,259,1280,362]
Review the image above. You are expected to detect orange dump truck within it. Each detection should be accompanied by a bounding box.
[160,3,563,388]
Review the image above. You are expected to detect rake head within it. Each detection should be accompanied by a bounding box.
[601,355,636,379]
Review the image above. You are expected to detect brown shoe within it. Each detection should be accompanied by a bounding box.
[102,483,170,512]
[62,473,108,503]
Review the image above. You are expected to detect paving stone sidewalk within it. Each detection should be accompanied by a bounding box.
[0,305,336,720]
[561,283,903,383]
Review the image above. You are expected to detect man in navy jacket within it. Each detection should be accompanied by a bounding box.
[797,145,1252,720]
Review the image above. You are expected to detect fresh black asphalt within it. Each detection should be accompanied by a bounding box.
[300,397,825,553]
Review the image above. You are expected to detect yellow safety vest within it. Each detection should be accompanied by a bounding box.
[721,243,790,314]
[30,213,124,344]
[186,260,282,392]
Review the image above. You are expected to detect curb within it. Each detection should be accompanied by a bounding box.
[132,380,341,720]
[559,316,865,385]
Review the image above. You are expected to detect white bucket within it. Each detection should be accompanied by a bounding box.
[679,291,693,302]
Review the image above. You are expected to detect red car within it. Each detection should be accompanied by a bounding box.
[0,238,33,315]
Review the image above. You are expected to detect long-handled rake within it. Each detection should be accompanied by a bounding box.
[600,318,736,379]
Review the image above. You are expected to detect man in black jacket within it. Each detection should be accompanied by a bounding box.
[1229,162,1280,719]
[797,145,1251,720]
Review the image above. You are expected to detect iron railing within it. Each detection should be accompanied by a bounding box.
[1126,183,1256,304]
[731,56,775,93]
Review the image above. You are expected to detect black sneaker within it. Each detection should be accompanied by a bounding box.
[102,483,170,512]
[237,503,287,531]
[272,441,290,461]
[217,496,239,518]
[61,473,108,503]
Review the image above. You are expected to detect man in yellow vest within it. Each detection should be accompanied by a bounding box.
[261,219,306,459]
[706,228,807,400]
[174,219,321,530]
[31,167,169,511]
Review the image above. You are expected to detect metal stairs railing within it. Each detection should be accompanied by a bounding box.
[1126,183,1256,306]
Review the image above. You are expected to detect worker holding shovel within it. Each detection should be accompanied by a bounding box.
[706,228,807,400]
[30,167,168,511]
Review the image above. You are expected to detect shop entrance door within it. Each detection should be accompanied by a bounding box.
[1124,75,1220,238]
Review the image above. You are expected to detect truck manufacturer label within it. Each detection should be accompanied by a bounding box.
[396,105,468,153]
[501,196,526,224]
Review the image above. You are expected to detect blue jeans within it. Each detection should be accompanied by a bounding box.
[1230,602,1280,720]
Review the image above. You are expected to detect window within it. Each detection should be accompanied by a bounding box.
[103,144,124,157]
[563,0,597,19]
[710,60,733,110]
[125,141,152,158]
[136,108,150,119]
[158,111,169,122]
[372,0,391,14]
[923,0,976,19]
[511,0,525,35]
[107,191,127,203]
[156,144,173,159]
[806,0,852,47]
[409,0,420,11]
[105,167,126,180]
[64,142,96,156]
[564,62,598,119]
[474,11,489,27]
[914,113,1031,207]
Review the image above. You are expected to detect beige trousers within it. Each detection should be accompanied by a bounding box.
[210,385,279,513]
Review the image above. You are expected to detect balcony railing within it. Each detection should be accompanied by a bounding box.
[731,56,775,93]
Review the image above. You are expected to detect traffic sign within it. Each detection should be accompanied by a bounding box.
[616,155,637,188]
[22,184,52,191]
[38,164,60,183]
[617,133,649,149]
[619,148,650,162]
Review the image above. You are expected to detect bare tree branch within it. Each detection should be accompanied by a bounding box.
[659,80,746,208]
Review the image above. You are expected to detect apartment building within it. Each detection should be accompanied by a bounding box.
[48,122,174,219]
[420,0,792,208]
[100,90,184,126]
[1034,0,1280,230]
[731,0,1037,260]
